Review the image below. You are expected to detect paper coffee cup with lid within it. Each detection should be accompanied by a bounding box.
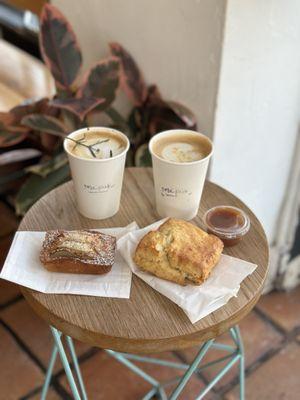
[149,129,213,220]
[64,126,129,220]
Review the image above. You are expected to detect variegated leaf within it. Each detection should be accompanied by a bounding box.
[0,129,28,148]
[110,43,147,106]
[79,58,120,109]
[21,114,67,136]
[39,4,82,88]
[50,97,105,121]
[27,152,68,177]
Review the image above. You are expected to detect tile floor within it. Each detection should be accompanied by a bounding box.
[0,204,299,400]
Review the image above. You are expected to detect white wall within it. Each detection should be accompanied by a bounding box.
[53,0,225,136]
[210,0,300,241]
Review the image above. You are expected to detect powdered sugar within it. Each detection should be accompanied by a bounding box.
[41,230,116,266]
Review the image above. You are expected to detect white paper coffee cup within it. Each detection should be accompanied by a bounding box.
[64,127,129,220]
[149,129,213,220]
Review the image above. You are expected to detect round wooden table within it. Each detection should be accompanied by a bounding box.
[19,167,269,399]
[20,167,268,352]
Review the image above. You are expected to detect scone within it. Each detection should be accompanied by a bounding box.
[40,230,116,274]
[134,218,223,285]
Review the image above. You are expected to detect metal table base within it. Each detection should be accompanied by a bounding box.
[41,326,245,400]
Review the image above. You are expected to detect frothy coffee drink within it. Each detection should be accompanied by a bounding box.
[67,130,127,160]
[152,132,211,163]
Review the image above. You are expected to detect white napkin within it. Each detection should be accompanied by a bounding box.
[118,219,257,323]
[0,223,138,298]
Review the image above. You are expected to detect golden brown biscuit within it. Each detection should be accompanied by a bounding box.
[134,218,223,285]
[40,230,116,274]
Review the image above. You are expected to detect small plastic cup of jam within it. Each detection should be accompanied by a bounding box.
[204,205,250,246]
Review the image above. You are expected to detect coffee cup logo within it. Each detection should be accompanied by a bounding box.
[161,186,192,198]
[84,183,116,194]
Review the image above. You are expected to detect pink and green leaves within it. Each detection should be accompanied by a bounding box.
[0,128,28,148]
[21,114,67,136]
[1,2,199,214]
[49,97,105,121]
[110,43,147,106]
[79,58,120,110]
[39,5,120,117]
[110,44,197,142]
[39,4,82,89]
[0,112,29,148]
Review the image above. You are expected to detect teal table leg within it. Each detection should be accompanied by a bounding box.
[106,349,167,399]
[41,344,58,400]
[195,353,240,400]
[168,340,214,400]
[43,324,245,399]
[234,326,245,400]
[66,336,88,400]
[49,326,83,400]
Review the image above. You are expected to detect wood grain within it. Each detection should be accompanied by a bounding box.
[20,168,269,353]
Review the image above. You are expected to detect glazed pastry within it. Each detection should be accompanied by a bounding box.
[40,230,116,274]
[134,218,223,285]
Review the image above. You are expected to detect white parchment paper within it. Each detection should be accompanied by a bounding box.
[118,219,257,323]
[0,223,138,298]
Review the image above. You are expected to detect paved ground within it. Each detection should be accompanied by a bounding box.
[0,201,299,400]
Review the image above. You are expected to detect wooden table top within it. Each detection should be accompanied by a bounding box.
[20,168,269,354]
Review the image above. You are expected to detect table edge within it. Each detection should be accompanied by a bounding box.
[19,169,269,352]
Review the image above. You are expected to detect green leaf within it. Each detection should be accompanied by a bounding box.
[135,143,152,167]
[145,85,163,105]
[147,101,197,137]
[11,97,50,122]
[167,101,197,130]
[21,114,67,136]
[39,4,82,89]
[79,58,120,109]
[50,97,105,121]
[105,106,131,137]
[26,153,68,177]
[110,42,147,106]
[15,163,70,215]
[125,148,134,167]
[0,129,28,148]
[0,169,28,187]
[127,107,143,138]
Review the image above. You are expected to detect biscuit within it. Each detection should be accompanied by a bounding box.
[134,219,223,285]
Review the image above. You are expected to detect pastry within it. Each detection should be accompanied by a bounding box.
[40,230,116,274]
[134,218,223,285]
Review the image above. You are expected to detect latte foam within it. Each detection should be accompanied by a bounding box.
[67,131,126,160]
[152,132,211,163]
[161,142,205,163]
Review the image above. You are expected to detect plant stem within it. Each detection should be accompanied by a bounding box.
[89,147,97,158]
[65,137,96,158]
[66,137,111,159]
[92,139,109,146]
[65,137,90,149]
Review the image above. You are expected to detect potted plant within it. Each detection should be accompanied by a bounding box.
[0,4,197,215]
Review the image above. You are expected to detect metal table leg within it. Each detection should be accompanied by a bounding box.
[41,326,87,400]
[168,340,214,400]
[42,325,245,399]
[41,344,58,400]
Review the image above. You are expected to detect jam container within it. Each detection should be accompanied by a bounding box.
[204,205,250,246]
